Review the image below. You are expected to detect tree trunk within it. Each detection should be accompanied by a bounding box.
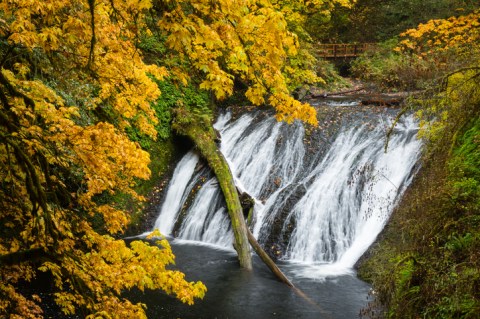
[209,150,253,269]
[173,116,252,269]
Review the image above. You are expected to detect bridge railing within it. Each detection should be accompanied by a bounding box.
[316,43,377,59]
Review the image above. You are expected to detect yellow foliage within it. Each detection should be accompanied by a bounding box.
[0,0,333,316]
[156,0,323,125]
[396,10,480,145]
[398,10,480,59]
[0,0,205,317]
[417,68,480,144]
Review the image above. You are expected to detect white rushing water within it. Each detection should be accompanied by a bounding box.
[153,108,422,278]
[153,151,200,235]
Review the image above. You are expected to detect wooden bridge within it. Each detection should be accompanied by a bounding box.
[316,43,376,59]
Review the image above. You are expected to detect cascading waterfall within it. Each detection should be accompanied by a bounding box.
[153,152,199,235]
[153,102,422,277]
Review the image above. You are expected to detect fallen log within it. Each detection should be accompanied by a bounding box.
[307,86,364,99]
[173,112,252,270]
[360,96,403,107]
[246,227,294,287]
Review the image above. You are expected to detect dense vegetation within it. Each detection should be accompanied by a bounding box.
[355,8,480,319]
[310,0,479,43]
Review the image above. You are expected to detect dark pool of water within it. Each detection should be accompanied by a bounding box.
[126,241,371,319]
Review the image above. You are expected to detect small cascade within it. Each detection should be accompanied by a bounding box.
[152,103,422,276]
[153,152,200,235]
[284,116,421,275]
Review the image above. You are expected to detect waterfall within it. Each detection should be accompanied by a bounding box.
[152,104,422,276]
[153,151,200,235]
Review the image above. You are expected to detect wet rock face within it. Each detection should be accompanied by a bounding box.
[247,99,402,260]
[258,184,306,260]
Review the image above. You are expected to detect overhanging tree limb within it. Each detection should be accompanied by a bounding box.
[0,248,48,266]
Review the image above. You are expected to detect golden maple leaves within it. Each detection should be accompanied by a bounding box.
[1,0,206,317]
[397,10,480,58]
[394,10,480,149]
[158,0,319,125]
[3,0,168,136]
[1,0,327,317]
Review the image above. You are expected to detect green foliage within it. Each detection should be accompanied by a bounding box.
[448,119,480,212]
[137,31,168,62]
[319,0,480,43]
[314,58,349,89]
[444,233,475,252]
[306,1,353,42]
[358,100,480,319]
[124,76,213,150]
[357,13,480,316]
[358,117,480,318]
[350,39,434,90]
[153,78,213,131]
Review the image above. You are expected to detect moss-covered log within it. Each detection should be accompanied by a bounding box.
[173,110,252,269]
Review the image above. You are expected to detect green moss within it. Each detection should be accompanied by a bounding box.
[172,105,252,269]
[358,116,480,318]
[141,138,176,195]
[448,118,480,213]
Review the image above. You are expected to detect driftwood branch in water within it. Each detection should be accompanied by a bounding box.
[362,91,423,107]
[360,96,403,107]
[246,228,294,287]
[307,88,422,109]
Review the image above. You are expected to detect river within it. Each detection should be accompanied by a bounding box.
[126,241,371,319]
